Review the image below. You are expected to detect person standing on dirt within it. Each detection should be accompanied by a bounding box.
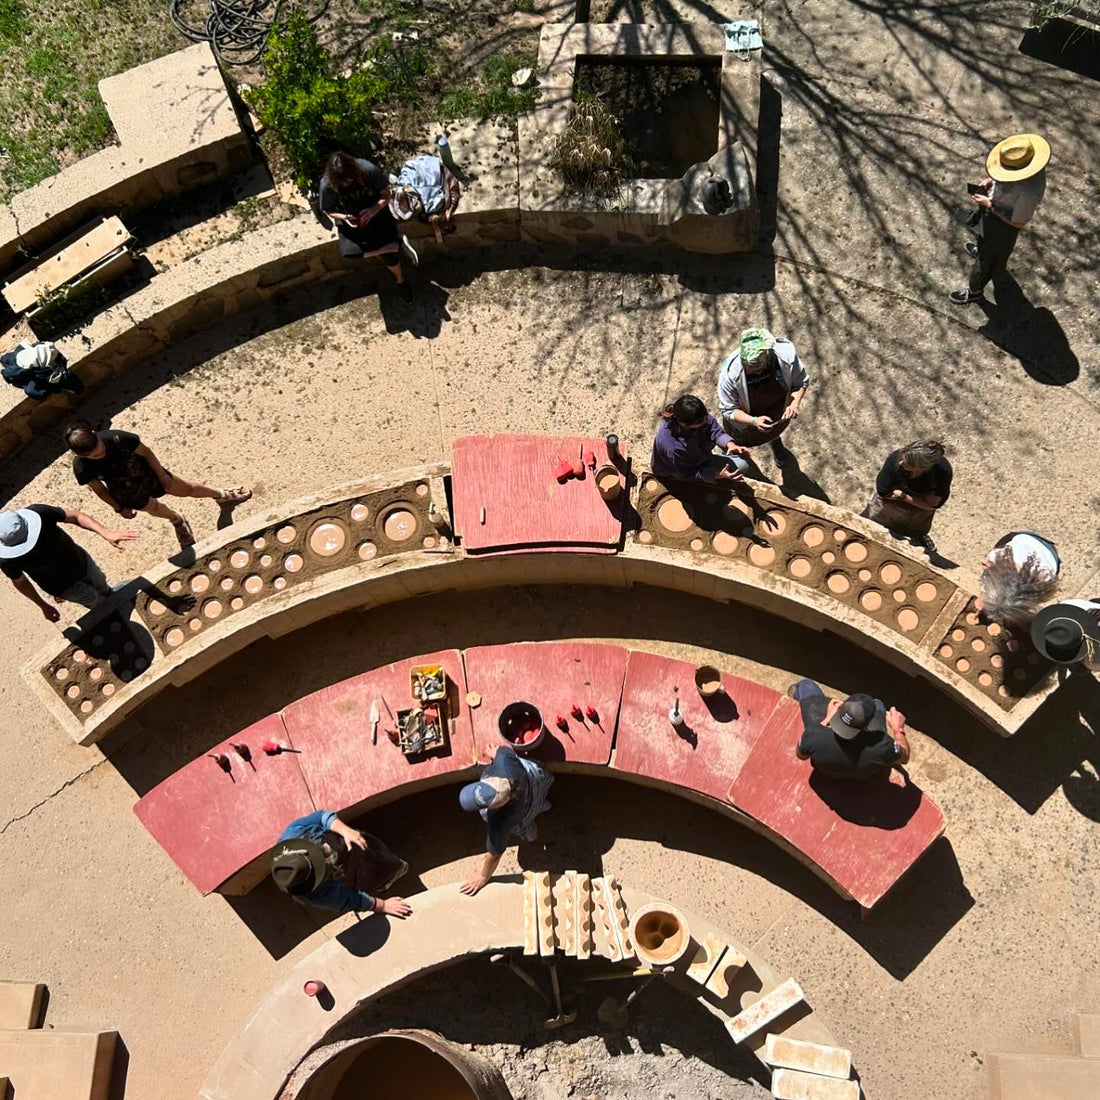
[0,504,135,620]
[717,328,809,468]
[318,151,418,301]
[65,421,250,551]
[270,809,412,917]
[861,440,952,555]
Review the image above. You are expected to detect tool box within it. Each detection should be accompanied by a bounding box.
[397,666,450,756]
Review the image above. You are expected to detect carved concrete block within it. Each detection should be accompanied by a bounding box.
[628,901,690,968]
[535,871,556,957]
[764,1034,852,1080]
[591,876,622,962]
[522,871,538,956]
[575,872,593,961]
[706,945,749,1001]
[605,876,635,961]
[770,1067,860,1100]
[687,932,728,985]
[554,870,576,956]
[725,978,805,1044]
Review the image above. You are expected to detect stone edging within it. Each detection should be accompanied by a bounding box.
[198,880,853,1100]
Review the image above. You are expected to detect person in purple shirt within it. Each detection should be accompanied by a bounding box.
[650,394,752,483]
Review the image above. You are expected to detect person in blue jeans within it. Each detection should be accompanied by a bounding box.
[270,809,411,917]
[650,394,753,484]
[791,679,910,781]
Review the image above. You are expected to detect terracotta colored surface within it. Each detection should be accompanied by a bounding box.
[614,650,784,801]
[451,434,625,554]
[281,649,476,811]
[134,713,314,895]
[463,641,628,765]
[728,702,946,909]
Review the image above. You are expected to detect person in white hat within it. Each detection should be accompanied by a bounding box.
[0,506,136,622]
[950,133,1049,305]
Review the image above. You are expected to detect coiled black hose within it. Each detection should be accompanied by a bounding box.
[169,0,329,66]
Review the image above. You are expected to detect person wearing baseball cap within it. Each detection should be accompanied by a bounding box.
[791,678,910,781]
[0,505,136,622]
[1031,601,1100,671]
[270,809,411,917]
[951,133,1049,305]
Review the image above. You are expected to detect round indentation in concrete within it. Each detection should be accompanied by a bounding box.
[55,667,69,681]
[273,576,287,590]
[191,574,210,593]
[230,550,249,569]
[260,554,272,568]
[987,622,1002,636]
[91,634,104,647]
[764,511,787,535]
[843,541,868,563]
[724,498,753,520]
[189,618,202,632]
[351,503,370,522]
[788,555,812,579]
[231,597,244,611]
[423,535,437,549]
[220,578,233,591]
[952,628,966,642]
[89,667,102,681]
[123,641,135,654]
[979,672,993,687]
[65,684,81,700]
[998,685,1009,698]
[826,571,850,594]
[135,658,147,671]
[915,582,938,603]
[801,524,825,548]
[416,482,429,496]
[711,531,738,556]
[208,559,221,573]
[939,645,953,658]
[897,607,919,632]
[956,658,970,673]
[73,649,86,663]
[833,529,849,542]
[966,612,979,626]
[120,670,133,682]
[656,497,693,533]
[880,562,902,585]
[102,683,115,697]
[358,541,378,560]
[990,654,1004,668]
[169,580,183,594]
[244,575,263,594]
[972,637,986,652]
[309,520,347,557]
[822,551,836,564]
[643,477,660,494]
[383,508,418,542]
[861,589,883,611]
[81,700,93,714]
[253,537,266,550]
[108,653,119,664]
[285,554,304,573]
[893,589,908,603]
[110,621,121,634]
[276,525,296,544]
[689,537,703,551]
[165,628,185,647]
[203,599,223,619]
[858,568,872,582]
[148,599,166,616]
[748,543,776,567]
[638,531,653,544]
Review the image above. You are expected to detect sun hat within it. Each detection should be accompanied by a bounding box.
[0,508,43,559]
[270,838,328,895]
[827,693,877,741]
[739,328,776,368]
[1030,603,1099,664]
[986,134,1050,182]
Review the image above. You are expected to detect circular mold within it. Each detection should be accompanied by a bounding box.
[788,555,812,579]
[276,526,296,544]
[643,477,660,494]
[939,645,953,658]
[165,628,185,648]
[81,700,93,714]
[191,574,210,594]
[203,599,223,619]
[915,582,938,603]
[763,511,787,535]
[358,542,378,560]
[748,543,776,567]
[120,670,133,682]
[843,541,869,563]
[656,497,693,533]
[880,562,902,585]
[123,642,135,654]
[208,559,221,573]
[416,482,429,497]
[284,554,304,573]
[110,622,121,634]
[134,658,147,671]
[990,654,1004,669]
[690,538,704,551]
[66,685,79,699]
[979,672,993,687]
[89,667,102,682]
[998,685,1009,698]
[833,529,849,542]
[55,667,69,681]
[91,635,104,647]
[956,658,971,673]
[253,537,266,550]
[273,576,287,590]
[351,503,369,522]
[260,554,272,568]
[966,612,979,626]
[308,520,347,557]
[423,535,437,549]
[972,637,986,653]
[627,903,690,967]
[244,575,263,594]
[858,568,872,581]
[147,599,166,616]
[102,683,115,697]
[169,580,183,594]
[220,578,234,591]
[189,618,202,632]
[893,589,908,603]
[711,531,738,556]
[952,628,966,642]
[801,524,825,547]
[897,607,919,632]
[230,550,249,569]
[638,531,653,544]
[861,589,883,611]
[72,650,86,663]
[987,622,1002,637]
[382,508,418,542]
[822,551,836,564]
[724,497,753,520]
[231,597,244,611]
[826,572,851,595]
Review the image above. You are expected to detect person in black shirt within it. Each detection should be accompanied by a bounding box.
[791,679,910,781]
[65,422,250,550]
[0,505,136,620]
[861,440,952,555]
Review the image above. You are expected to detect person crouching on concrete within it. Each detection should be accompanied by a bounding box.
[457,743,554,897]
[978,531,1061,627]
[650,393,753,483]
[861,440,952,555]
[270,810,411,917]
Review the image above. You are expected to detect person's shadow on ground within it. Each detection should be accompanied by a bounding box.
[379,279,451,338]
[978,277,1079,385]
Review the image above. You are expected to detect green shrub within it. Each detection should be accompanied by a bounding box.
[245,13,387,188]
[0,0,25,42]
[550,95,631,193]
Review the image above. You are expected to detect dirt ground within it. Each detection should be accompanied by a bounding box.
[1,2,1099,1099]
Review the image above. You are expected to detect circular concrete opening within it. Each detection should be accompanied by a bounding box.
[628,903,690,967]
[656,496,693,533]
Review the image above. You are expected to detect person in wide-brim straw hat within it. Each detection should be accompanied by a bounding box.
[950,133,1049,305]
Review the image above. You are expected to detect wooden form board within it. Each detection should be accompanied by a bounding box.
[451,434,626,554]
[3,217,131,313]
[463,641,628,766]
[134,713,314,895]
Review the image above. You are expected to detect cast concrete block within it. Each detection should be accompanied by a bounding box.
[0,1029,117,1100]
[0,981,46,1029]
[988,1052,1100,1099]
[764,1034,852,1079]
[770,1068,860,1100]
[726,978,805,1043]
[1078,1013,1100,1057]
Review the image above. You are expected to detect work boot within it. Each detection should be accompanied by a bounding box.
[949,288,983,304]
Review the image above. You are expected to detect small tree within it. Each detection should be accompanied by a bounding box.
[245,13,386,188]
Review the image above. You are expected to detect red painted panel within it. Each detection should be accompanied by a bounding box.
[451,434,626,554]
[134,713,314,895]
[728,701,946,909]
[464,641,629,766]
[613,651,782,801]
[282,650,476,811]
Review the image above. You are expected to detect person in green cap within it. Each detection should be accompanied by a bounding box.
[716,329,809,466]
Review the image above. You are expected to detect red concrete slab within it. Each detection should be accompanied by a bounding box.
[464,641,629,766]
[281,650,476,812]
[728,702,946,909]
[613,651,784,801]
[134,713,314,895]
[451,433,626,554]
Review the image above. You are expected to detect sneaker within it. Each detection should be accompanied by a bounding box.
[401,235,419,266]
[949,288,983,304]
[887,528,907,541]
[770,438,793,465]
[172,517,195,548]
[914,534,937,554]
[964,241,978,258]
[381,860,409,892]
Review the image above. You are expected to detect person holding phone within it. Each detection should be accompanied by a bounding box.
[650,394,752,483]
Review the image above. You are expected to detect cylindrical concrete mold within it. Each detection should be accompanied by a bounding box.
[283,1029,514,1100]
[628,901,691,967]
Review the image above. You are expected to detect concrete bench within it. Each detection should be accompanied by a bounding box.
[134,641,945,910]
[199,879,853,1100]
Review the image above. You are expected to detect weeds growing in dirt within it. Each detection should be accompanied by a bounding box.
[550,95,631,193]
